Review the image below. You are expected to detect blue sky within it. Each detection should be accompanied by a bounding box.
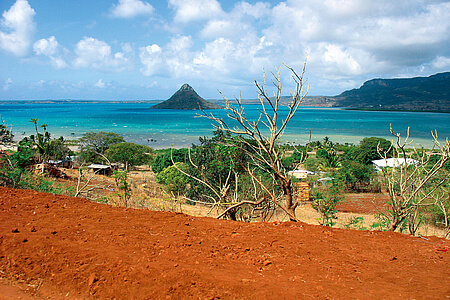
[1,0,449,100]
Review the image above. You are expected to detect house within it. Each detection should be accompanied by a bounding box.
[372,158,419,172]
[48,158,73,168]
[288,169,315,179]
[87,164,114,176]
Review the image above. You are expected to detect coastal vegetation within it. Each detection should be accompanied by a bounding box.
[0,67,448,238]
[0,115,449,237]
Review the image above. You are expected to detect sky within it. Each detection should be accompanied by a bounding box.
[0,0,449,100]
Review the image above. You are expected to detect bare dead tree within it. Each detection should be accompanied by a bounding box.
[74,152,114,200]
[201,61,309,221]
[378,125,450,234]
[74,165,104,198]
[173,149,274,221]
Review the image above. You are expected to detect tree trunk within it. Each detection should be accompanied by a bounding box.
[283,182,297,222]
[388,216,405,232]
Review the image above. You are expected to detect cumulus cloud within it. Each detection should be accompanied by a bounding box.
[261,0,450,84]
[73,37,133,72]
[33,36,69,69]
[322,44,361,75]
[110,0,154,18]
[169,0,223,23]
[0,0,36,57]
[33,36,58,56]
[139,33,273,82]
[139,44,163,76]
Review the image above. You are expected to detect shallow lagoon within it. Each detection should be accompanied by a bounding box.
[1,101,449,149]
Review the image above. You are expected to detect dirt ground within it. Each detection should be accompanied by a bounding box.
[0,187,449,299]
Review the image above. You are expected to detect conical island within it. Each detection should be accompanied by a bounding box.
[151,84,222,110]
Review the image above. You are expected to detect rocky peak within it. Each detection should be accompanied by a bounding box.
[180,84,194,92]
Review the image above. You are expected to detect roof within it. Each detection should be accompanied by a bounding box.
[87,164,110,169]
[372,158,419,169]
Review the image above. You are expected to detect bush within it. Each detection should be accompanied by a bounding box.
[311,179,343,226]
[151,148,188,173]
[155,162,188,196]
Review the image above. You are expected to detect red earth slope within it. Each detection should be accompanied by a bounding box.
[0,187,448,299]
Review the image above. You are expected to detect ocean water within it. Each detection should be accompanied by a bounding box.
[0,101,449,149]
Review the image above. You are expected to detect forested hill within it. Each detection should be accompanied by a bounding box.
[330,72,450,112]
[151,84,221,110]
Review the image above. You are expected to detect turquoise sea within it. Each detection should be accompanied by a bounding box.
[0,101,449,149]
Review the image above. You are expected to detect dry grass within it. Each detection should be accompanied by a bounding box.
[51,166,447,238]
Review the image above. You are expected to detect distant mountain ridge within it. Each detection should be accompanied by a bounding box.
[151,84,221,110]
[331,72,450,112]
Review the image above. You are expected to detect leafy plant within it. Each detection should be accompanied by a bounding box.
[311,179,343,226]
[155,162,188,196]
[113,170,131,207]
[344,216,367,230]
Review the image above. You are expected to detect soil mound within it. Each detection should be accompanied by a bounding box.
[0,187,448,299]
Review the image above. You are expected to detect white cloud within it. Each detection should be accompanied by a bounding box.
[169,0,223,23]
[431,56,450,70]
[322,44,361,75]
[110,0,154,18]
[33,36,68,69]
[3,78,13,91]
[94,79,105,88]
[33,36,58,56]
[139,44,163,76]
[260,0,450,85]
[200,20,238,39]
[50,57,69,69]
[139,33,273,82]
[73,37,133,72]
[0,0,36,57]
[231,1,271,19]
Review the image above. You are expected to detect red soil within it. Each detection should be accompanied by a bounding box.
[0,187,449,299]
[338,193,391,215]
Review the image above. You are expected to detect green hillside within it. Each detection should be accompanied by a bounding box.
[331,72,450,112]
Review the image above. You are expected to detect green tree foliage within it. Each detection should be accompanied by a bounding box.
[25,119,53,164]
[311,179,343,227]
[20,120,71,164]
[105,142,153,171]
[0,118,14,145]
[0,140,34,187]
[349,137,392,165]
[163,131,276,221]
[317,149,341,172]
[48,137,72,160]
[186,131,249,204]
[336,160,377,192]
[151,148,188,173]
[0,139,58,193]
[282,148,307,170]
[155,162,188,196]
[112,170,131,207]
[79,131,125,163]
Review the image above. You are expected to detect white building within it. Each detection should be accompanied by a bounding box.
[372,158,419,172]
[288,169,315,179]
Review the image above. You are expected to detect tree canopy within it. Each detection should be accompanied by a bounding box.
[105,142,153,170]
[79,131,125,163]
